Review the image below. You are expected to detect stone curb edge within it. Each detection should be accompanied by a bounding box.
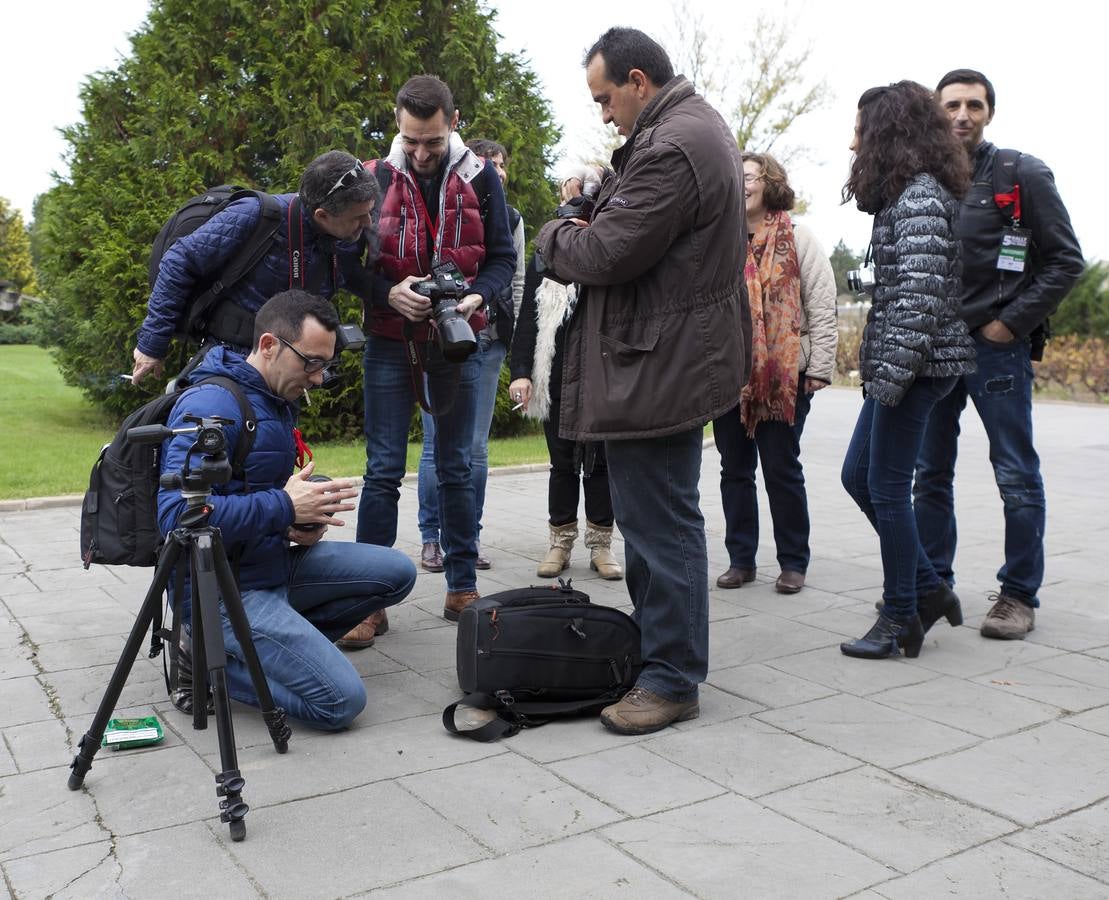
[0,463,556,513]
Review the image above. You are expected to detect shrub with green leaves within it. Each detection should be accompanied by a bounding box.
[34,0,559,438]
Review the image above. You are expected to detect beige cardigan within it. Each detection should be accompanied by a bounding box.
[794,222,838,383]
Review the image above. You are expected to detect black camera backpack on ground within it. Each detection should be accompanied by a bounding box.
[443,582,642,742]
[149,186,283,343]
[80,376,255,569]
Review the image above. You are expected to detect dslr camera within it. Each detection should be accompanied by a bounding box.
[412,263,478,362]
[554,180,601,223]
[846,267,876,296]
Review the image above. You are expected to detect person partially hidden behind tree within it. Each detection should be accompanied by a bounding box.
[912,70,1083,640]
[158,291,416,730]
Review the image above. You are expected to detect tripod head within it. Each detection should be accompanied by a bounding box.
[128,415,235,522]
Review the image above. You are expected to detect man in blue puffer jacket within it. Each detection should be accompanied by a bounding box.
[158,291,416,731]
[132,150,380,385]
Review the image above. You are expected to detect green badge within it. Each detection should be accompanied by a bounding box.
[997,227,1031,273]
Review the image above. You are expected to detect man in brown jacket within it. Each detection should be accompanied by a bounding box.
[536,27,749,734]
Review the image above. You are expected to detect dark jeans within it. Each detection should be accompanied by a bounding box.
[544,396,613,527]
[841,377,957,619]
[417,332,506,542]
[914,332,1044,606]
[606,428,707,701]
[713,383,813,573]
[357,334,480,592]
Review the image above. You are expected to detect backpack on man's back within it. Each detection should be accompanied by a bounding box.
[149,186,283,344]
[80,376,255,569]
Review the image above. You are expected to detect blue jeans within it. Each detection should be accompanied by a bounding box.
[713,382,813,573]
[605,428,707,702]
[357,334,480,591]
[417,334,506,543]
[223,542,416,730]
[914,333,1044,605]
[841,377,957,619]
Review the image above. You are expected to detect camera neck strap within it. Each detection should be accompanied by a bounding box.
[287,198,337,292]
[402,320,458,417]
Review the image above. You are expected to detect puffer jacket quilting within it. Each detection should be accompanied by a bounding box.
[156,347,297,592]
[138,194,364,359]
[860,174,976,406]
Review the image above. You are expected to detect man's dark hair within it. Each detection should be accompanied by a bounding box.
[299,150,378,216]
[396,74,455,121]
[842,81,971,214]
[936,68,996,114]
[465,138,507,161]
[742,152,795,213]
[253,290,339,350]
[584,27,674,87]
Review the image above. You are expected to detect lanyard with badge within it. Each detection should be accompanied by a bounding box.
[994,182,1030,273]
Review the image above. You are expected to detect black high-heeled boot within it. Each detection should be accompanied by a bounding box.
[841,612,925,659]
[875,583,963,634]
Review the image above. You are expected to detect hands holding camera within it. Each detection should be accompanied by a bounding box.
[283,462,358,543]
[388,274,481,323]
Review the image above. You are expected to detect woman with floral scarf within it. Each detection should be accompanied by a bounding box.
[713,153,837,595]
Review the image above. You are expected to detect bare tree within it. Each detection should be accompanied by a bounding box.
[667,3,831,162]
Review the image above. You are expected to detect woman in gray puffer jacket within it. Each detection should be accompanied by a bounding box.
[839,81,976,661]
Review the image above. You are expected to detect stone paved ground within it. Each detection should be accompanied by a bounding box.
[2,387,1108,899]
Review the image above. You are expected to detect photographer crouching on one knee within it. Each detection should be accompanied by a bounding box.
[158,291,416,731]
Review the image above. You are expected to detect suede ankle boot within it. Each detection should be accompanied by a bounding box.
[537,522,577,578]
[584,521,623,580]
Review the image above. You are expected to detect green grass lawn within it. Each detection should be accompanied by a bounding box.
[1,345,551,500]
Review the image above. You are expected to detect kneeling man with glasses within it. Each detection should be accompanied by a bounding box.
[157,291,416,731]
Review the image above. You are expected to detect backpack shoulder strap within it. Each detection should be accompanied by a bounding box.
[184,191,284,338]
[991,148,1023,226]
[191,375,257,479]
[370,159,393,198]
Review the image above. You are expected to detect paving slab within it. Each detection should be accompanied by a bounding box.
[601,793,892,898]
[0,388,1105,895]
[762,765,1016,873]
[866,839,1108,898]
[365,833,692,898]
[897,720,1109,826]
[1004,798,1109,883]
[756,692,980,768]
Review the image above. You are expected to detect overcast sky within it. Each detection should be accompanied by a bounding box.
[3,0,1104,262]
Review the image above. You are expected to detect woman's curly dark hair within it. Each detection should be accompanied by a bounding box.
[842,80,970,214]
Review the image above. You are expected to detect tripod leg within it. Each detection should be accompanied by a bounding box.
[211,534,291,754]
[189,550,210,732]
[68,539,184,790]
[192,533,250,841]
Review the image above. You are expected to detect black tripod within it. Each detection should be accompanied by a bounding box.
[67,416,291,842]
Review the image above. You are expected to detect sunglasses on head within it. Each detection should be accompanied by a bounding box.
[325,164,364,198]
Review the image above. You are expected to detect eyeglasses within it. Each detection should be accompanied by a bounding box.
[743,173,763,185]
[277,337,339,375]
[325,164,364,198]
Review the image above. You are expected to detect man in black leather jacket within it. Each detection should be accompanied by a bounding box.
[914,69,1084,640]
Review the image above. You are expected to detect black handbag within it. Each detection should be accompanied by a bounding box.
[444,581,642,741]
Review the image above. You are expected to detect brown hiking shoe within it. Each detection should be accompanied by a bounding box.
[600,686,699,735]
[980,593,1036,640]
[444,589,480,622]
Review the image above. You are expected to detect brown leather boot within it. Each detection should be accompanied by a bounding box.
[537,522,577,578]
[368,608,389,635]
[336,616,376,650]
[584,521,623,580]
[444,589,480,622]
